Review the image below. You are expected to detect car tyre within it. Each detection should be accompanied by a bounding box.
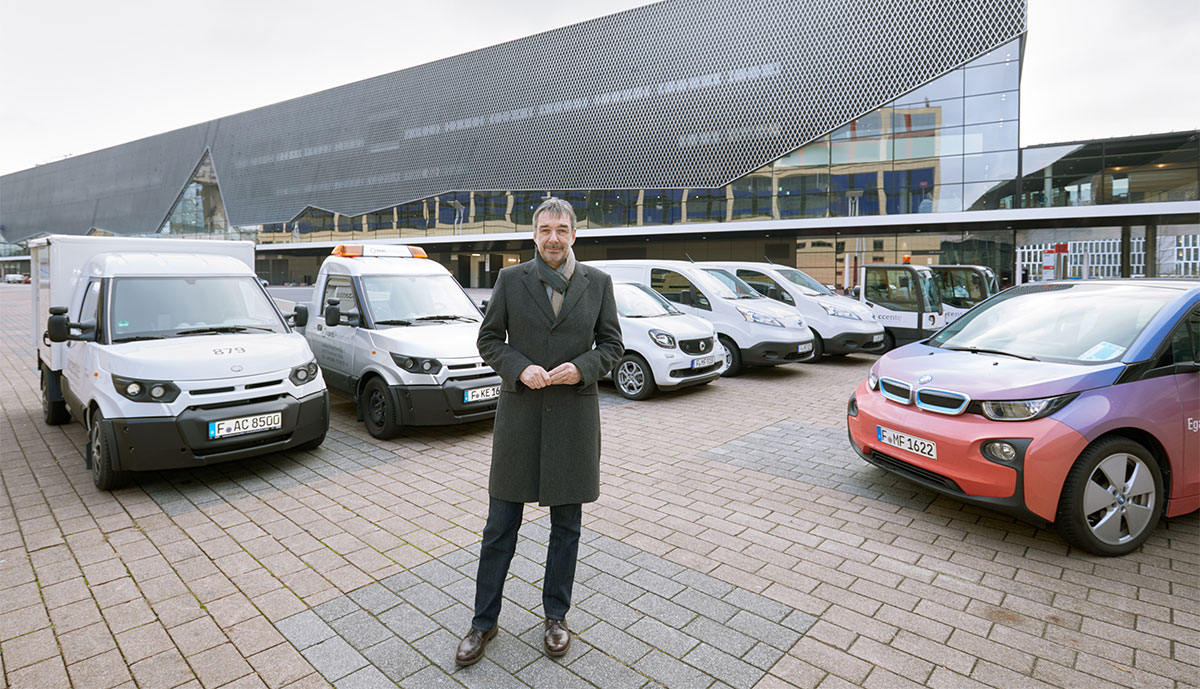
[614,353,656,401]
[362,377,401,439]
[88,410,129,491]
[804,332,825,362]
[881,331,896,353]
[41,369,71,425]
[1055,437,1163,556]
[719,335,743,376]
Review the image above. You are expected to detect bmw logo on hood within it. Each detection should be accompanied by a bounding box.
[918,374,932,384]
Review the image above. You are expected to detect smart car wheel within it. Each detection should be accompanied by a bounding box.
[1056,437,1163,556]
[614,354,655,400]
[88,410,128,491]
[719,335,742,376]
[362,377,401,439]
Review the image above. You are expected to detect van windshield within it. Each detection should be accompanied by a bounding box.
[361,274,480,325]
[776,268,832,295]
[701,268,762,299]
[928,282,1179,364]
[615,283,681,317]
[110,276,286,342]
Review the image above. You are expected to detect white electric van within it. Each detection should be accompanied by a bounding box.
[606,282,724,399]
[703,261,885,358]
[32,235,328,490]
[855,263,945,350]
[585,259,814,375]
[302,244,500,439]
[929,264,999,324]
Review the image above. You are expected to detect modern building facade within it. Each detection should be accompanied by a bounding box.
[2,0,1197,288]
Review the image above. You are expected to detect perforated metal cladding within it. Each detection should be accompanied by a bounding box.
[1,0,1025,241]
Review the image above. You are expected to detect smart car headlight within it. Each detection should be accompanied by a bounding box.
[867,370,879,391]
[112,374,180,403]
[980,394,1076,421]
[289,359,320,385]
[821,303,862,320]
[390,353,443,375]
[648,329,676,349]
[736,306,783,328]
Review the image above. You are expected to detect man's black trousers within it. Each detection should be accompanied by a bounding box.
[471,496,581,632]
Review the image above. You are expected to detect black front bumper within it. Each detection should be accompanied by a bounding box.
[826,330,887,355]
[387,374,501,426]
[106,390,329,472]
[742,338,815,365]
[846,426,1049,528]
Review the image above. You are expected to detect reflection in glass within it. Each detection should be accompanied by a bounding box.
[778,173,828,218]
[295,208,334,234]
[588,191,636,227]
[963,150,1017,182]
[964,181,1016,210]
[1102,169,1199,204]
[965,61,1019,96]
[894,126,964,160]
[961,121,1018,154]
[511,192,545,226]
[830,173,881,217]
[894,70,963,106]
[159,152,229,236]
[963,91,1018,124]
[732,174,774,219]
[366,209,393,231]
[1019,175,1095,208]
[775,139,830,168]
[643,190,683,225]
[893,99,962,131]
[685,188,727,222]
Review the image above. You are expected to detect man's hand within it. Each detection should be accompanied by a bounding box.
[519,364,552,389]
[547,362,581,386]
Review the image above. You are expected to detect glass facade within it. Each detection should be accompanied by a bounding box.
[253,36,1198,250]
[159,152,231,236]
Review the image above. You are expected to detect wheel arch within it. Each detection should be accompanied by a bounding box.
[1088,427,1172,515]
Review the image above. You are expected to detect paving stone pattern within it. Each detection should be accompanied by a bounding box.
[274,517,815,688]
[701,420,938,511]
[2,283,1198,689]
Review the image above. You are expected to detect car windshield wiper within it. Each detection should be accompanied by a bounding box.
[174,325,275,336]
[112,335,167,343]
[943,345,1039,361]
[375,319,414,326]
[415,315,479,322]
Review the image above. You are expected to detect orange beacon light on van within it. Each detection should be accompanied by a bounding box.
[331,244,428,259]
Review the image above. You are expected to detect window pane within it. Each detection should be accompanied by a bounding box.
[966,38,1020,67]
[893,99,963,131]
[774,138,829,168]
[778,173,828,218]
[965,61,1019,96]
[643,190,683,225]
[894,126,964,160]
[1019,175,1096,208]
[684,188,727,222]
[894,70,964,105]
[963,150,1018,182]
[830,173,881,217]
[1102,168,1199,204]
[963,91,1018,124]
[965,181,1018,210]
[731,175,773,219]
[961,121,1018,154]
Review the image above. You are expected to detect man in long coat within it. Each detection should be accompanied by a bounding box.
[455,197,623,666]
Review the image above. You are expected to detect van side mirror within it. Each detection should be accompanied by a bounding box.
[480,299,489,312]
[293,304,309,328]
[680,289,694,306]
[48,307,70,343]
[324,298,341,327]
[850,286,861,299]
[766,285,781,300]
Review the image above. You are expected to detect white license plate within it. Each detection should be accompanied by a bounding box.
[208,412,282,439]
[877,425,937,459]
[798,342,813,353]
[691,355,716,369]
[872,334,884,343]
[464,385,500,403]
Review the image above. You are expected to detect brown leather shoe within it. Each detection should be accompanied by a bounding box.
[455,626,497,667]
[544,618,570,657]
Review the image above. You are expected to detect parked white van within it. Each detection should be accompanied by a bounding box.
[302,244,501,439]
[32,235,328,490]
[606,282,724,399]
[703,261,885,358]
[585,259,814,375]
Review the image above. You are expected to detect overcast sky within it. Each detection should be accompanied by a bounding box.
[1,0,1197,177]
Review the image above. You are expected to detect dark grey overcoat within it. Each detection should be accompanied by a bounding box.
[477,261,623,506]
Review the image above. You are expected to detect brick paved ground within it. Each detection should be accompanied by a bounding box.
[1,282,1197,689]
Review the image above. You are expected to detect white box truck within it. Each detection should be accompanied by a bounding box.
[31,235,329,489]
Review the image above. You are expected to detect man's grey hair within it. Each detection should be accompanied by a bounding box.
[532,197,576,230]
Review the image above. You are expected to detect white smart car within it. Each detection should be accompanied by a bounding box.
[606,282,724,399]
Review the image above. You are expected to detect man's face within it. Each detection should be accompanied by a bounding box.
[534,213,576,268]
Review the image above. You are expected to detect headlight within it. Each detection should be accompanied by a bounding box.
[111,374,180,403]
[981,394,1076,421]
[648,329,676,349]
[390,352,443,375]
[867,371,879,390]
[736,306,783,328]
[289,359,320,386]
[821,303,862,320]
